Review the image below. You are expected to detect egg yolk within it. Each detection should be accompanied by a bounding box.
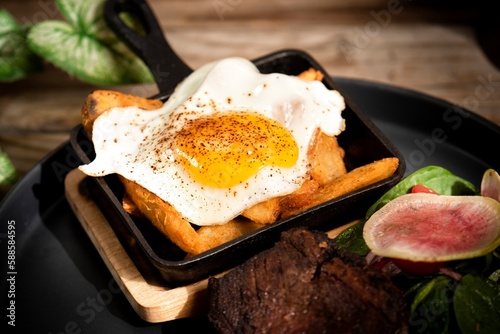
[173,112,299,188]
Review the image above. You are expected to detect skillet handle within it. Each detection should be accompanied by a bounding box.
[104,0,192,99]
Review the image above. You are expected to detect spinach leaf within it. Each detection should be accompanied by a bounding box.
[334,219,370,256]
[0,9,42,81]
[26,0,153,85]
[366,166,476,218]
[408,275,457,334]
[454,274,500,333]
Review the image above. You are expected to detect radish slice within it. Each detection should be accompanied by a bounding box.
[363,193,500,262]
[481,169,500,203]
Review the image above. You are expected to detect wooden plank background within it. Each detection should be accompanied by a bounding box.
[1,0,499,189]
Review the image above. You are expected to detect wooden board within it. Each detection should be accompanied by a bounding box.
[64,168,210,323]
[64,168,356,323]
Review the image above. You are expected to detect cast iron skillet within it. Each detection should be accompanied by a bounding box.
[104,0,193,99]
[71,0,405,286]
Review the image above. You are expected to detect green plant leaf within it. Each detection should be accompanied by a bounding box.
[0,151,18,185]
[408,275,456,334]
[26,0,153,85]
[56,0,115,43]
[334,219,370,256]
[454,274,500,333]
[0,8,18,35]
[365,166,477,218]
[57,0,102,28]
[0,9,43,82]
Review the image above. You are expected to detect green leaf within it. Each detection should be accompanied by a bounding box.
[56,0,115,43]
[27,0,153,85]
[334,219,370,256]
[0,8,18,34]
[454,274,500,333]
[366,166,477,218]
[57,0,102,28]
[405,278,433,299]
[27,20,152,85]
[0,9,43,81]
[408,275,456,334]
[0,151,18,185]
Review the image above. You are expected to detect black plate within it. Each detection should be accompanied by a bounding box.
[1,78,499,333]
[71,49,406,286]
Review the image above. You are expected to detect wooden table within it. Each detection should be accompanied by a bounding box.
[1,0,499,196]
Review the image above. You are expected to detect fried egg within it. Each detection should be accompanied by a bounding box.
[79,57,346,226]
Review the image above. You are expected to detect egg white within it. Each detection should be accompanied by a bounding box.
[79,57,346,226]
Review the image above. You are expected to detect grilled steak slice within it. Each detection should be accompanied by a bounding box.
[207,228,408,334]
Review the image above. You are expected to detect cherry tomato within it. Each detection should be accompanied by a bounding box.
[392,258,446,276]
[411,184,438,194]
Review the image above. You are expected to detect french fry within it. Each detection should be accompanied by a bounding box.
[119,175,211,255]
[122,192,147,220]
[81,90,162,137]
[297,68,324,81]
[309,131,347,186]
[241,198,281,224]
[279,179,319,214]
[195,218,265,253]
[280,157,399,218]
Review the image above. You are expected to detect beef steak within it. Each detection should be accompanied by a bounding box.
[207,228,408,333]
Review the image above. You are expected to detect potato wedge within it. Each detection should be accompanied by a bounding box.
[196,218,265,252]
[297,68,324,81]
[81,90,162,137]
[281,157,400,218]
[279,179,319,214]
[119,175,211,255]
[241,198,281,225]
[309,130,347,186]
